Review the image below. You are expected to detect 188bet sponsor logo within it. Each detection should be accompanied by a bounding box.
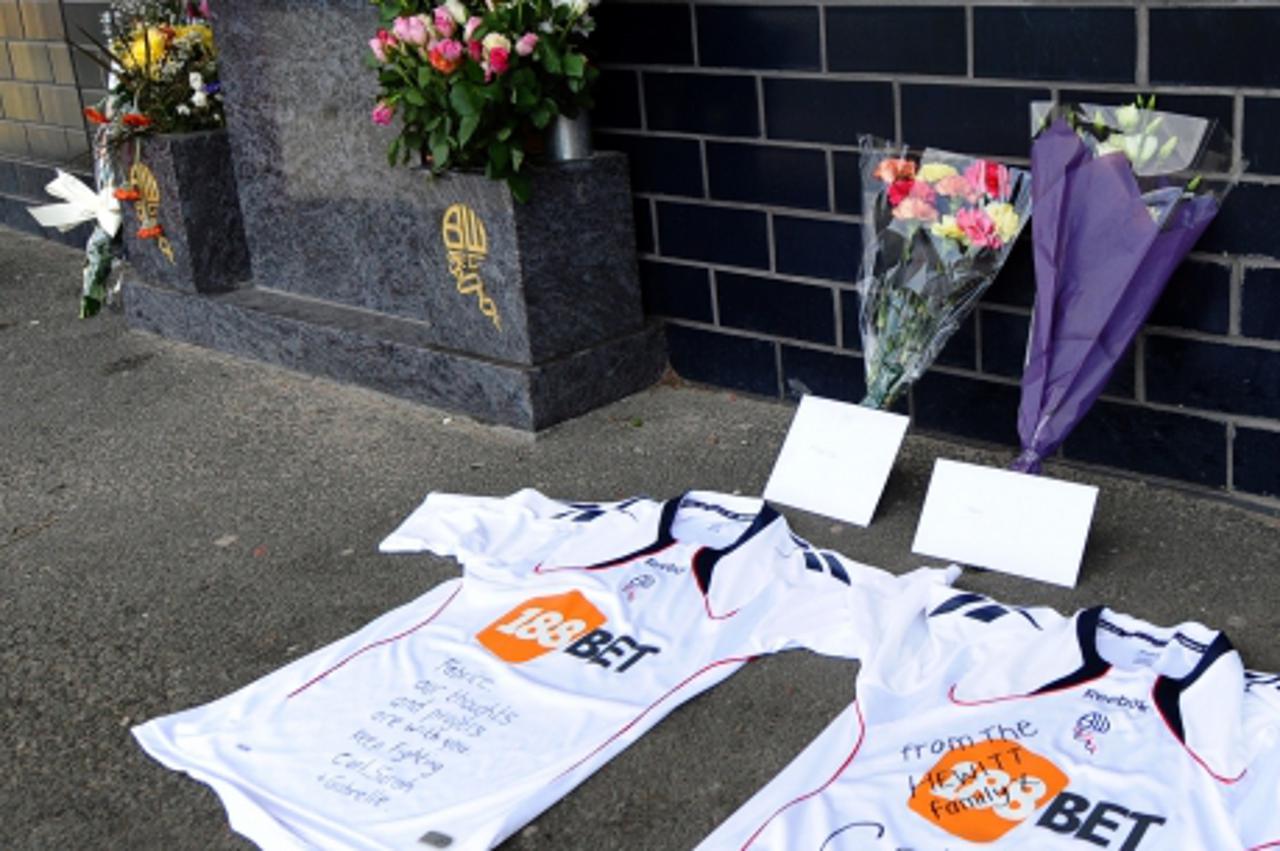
[476,591,660,673]
[909,739,1165,847]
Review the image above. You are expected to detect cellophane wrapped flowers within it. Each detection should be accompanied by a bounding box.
[64,2,222,317]
[367,0,600,201]
[1012,101,1235,473]
[81,1,223,137]
[857,139,1032,409]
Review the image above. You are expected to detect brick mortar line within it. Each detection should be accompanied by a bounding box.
[965,5,975,80]
[817,3,829,73]
[830,284,843,349]
[638,191,863,222]
[1229,260,1244,336]
[639,255,1280,323]
[977,301,1278,348]
[773,340,786,398]
[602,62,1280,98]
[1135,4,1149,89]
[824,148,837,214]
[647,197,661,254]
[1234,92,1246,176]
[665,316,860,354]
[754,74,766,138]
[765,210,778,272]
[638,250,860,289]
[912,360,1280,431]
[686,0,700,67]
[1134,334,1147,403]
[662,315,1280,432]
[635,70,649,132]
[709,268,721,325]
[597,124,1280,183]
[1226,421,1236,492]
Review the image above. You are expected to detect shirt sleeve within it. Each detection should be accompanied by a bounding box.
[378,489,583,576]
[1231,671,1280,848]
[749,540,960,660]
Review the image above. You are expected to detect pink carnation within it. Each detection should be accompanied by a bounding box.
[516,33,538,57]
[935,174,979,200]
[964,160,1011,200]
[892,197,938,222]
[468,39,483,61]
[955,207,1002,248]
[464,16,483,41]
[433,7,456,38]
[392,15,429,47]
[371,102,395,126]
[887,179,936,208]
[489,45,510,75]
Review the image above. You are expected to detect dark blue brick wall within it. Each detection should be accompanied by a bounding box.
[781,345,864,404]
[706,143,828,210]
[594,1,1280,506]
[763,79,894,144]
[643,73,758,136]
[655,201,769,269]
[974,8,1136,83]
[718,272,836,345]
[696,6,820,71]
[826,6,966,76]
[1064,402,1228,489]
[772,216,860,284]
[596,133,703,197]
[639,260,713,324]
[595,4,694,65]
[1150,8,1280,87]
[1235,428,1280,498]
[1242,270,1280,342]
[665,324,778,396]
[900,85,1052,158]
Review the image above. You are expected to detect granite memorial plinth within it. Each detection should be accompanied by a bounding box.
[123,0,665,430]
[119,129,250,294]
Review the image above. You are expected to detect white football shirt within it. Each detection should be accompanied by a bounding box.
[698,585,1277,850]
[133,489,954,850]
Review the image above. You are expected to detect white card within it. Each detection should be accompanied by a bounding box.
[764,395,910,527]
[912,458,1099,588]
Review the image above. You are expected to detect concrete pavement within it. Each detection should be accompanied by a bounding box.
[3,226,1279,850]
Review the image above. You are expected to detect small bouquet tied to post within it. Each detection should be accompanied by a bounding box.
[1013,100,1238,473]
[367,0,600,202]
[856,138,1032,409]
[28,0,223,317]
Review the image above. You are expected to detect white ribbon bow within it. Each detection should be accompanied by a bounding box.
[28,170,123,237]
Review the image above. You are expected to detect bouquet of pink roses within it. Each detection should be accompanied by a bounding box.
[367,0,599,201]
[857,139,1031,408]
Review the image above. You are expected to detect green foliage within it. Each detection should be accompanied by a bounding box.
[369,0,600,200]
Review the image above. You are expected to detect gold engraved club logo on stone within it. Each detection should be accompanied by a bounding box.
[129,160,175,264]
[441,203,500,331]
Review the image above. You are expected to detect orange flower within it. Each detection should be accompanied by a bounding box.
[428,48,460,75]
[83,107,109,125]
[137,225,164,239]
[122,113,152,128]
[873,158,916,183]
[114,187,141,201]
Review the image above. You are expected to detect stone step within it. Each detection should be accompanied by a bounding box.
[123,279,667,431]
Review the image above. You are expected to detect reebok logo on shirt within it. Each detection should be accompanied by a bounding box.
[476,591,661,673]
[1082,689,1150,713]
